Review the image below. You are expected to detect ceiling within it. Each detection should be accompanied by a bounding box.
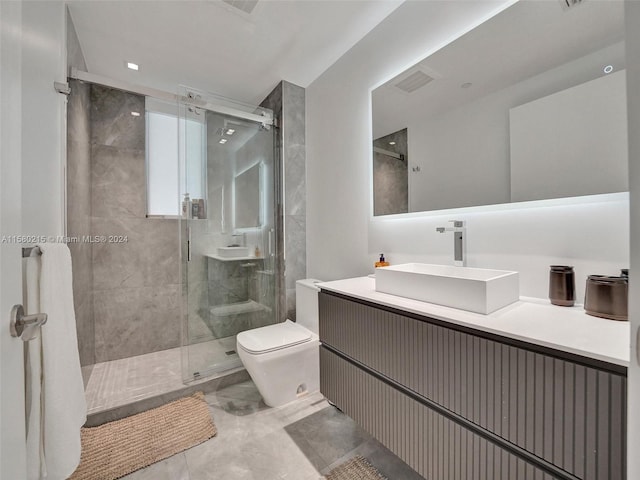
[372,0,626,138]
[67,0,403,106]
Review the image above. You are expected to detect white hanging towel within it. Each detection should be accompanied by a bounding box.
[25,243,87,479]
[25,251,45,480]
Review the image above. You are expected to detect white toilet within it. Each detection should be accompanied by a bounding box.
[237,279,322,407]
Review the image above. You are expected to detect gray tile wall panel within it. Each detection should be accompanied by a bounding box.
[321,347,557,480]
[260,81,306,322]
[319,292,626,480]
[67,78,94,366]
[86,85,180,362]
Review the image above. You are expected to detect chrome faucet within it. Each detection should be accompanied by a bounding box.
[231,232,247,247]
[436,220,466,266]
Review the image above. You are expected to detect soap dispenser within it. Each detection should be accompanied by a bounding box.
[375,254,390,268]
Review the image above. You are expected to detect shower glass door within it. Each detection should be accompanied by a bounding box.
[179,88,278,382]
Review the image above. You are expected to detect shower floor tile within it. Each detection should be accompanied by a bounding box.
[84,336,239,414]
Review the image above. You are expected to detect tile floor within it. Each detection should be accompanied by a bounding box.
[84,337,239,414]
[121,380,424,480]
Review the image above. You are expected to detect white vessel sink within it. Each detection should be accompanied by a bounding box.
[217,246,250,258]
[375,263,519,314]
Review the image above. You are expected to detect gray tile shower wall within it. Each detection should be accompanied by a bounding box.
[93,284,180,362]
[206,257,270,338]
[207,258,251,307]
[261,81,307,321]
[260,84,286,322]
[67,79,94,366]
[90,86,146,150]
[372,129,408,216]
[282,82,307,320]
[91,145,146,219]
[91,217,179,290]
[183,220,211,344]
[88,85,180,363]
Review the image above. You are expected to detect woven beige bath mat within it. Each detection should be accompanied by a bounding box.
[325,455,387,480]
[69,391,216,480]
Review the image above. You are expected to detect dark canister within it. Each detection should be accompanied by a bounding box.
[584,275,628,321]
[549,265,575,306]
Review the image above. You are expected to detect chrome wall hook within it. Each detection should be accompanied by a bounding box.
[10,304,47,341]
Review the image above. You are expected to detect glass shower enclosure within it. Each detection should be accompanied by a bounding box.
[179,88,278,382]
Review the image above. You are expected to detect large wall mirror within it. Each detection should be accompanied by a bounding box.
[372,0,627,216]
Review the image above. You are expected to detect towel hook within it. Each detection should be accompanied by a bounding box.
[10,304,47,341]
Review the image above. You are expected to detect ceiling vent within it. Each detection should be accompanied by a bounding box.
[394,70,434,94]
[559,0,585,10]
[222,0,259,14]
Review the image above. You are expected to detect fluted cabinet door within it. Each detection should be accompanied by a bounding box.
[321,347,557,480]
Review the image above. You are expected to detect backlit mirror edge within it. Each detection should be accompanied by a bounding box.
[369,191,629,223]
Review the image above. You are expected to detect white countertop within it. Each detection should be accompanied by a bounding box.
[318,276,630,367]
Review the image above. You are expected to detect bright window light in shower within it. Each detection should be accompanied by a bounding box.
[219,138,228,144]
[226,129,235,135]
[146,98,205,216]
[131,111,141,117]
[127,62,139,71]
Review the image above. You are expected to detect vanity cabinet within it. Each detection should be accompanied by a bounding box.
[319,291,627,480]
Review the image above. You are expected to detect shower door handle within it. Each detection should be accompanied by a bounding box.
[187,226,192,262]
[637,326,640,366]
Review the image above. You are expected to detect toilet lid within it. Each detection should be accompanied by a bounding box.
[237,320,312,354]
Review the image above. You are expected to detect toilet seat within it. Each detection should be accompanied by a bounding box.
[237,320,312,355]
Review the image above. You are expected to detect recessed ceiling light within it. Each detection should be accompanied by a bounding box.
[226,129,235,135]
[603,65,614,74]
[389,141,396,145]
[219,139,227,144]
[127,62,139,71]
[130,111,140,117]
[461,82,472,89]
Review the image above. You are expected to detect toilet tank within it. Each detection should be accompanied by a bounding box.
[295,279,322,334]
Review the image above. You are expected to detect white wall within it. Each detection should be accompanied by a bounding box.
[0,3,66,477]
[625,1,640,477]
[409,89,511,211]
[1,2,27,477]
[21,1,66,238]
[510,69,627,202]
[307,0,629,299]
